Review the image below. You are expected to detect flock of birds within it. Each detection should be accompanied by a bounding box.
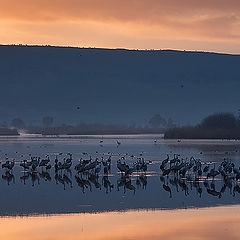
[1,150,240,198]
[159,154,240,198]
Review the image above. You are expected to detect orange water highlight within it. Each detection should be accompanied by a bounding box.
[0,205,240,240]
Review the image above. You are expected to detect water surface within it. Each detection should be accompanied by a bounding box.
[1,206,240,240]
[0,135,240,239]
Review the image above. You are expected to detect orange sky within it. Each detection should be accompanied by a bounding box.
[0,0,240,53]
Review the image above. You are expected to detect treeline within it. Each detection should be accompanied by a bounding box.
[0,114,173,136]
[165,113,240,139]
[0,128,19,136]
[27,124,164,135]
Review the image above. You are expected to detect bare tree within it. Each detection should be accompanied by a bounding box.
[149,114,167,128]
[11,118,25,129]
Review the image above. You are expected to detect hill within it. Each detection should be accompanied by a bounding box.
[0,45,239,126]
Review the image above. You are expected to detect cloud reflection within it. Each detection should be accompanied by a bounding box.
[1,206,240,240]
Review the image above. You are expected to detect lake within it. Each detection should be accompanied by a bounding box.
[0,134,240,239]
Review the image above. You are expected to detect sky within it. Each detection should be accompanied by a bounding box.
[0,0,240,54]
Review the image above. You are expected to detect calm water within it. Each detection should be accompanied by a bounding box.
[1,135,240,239]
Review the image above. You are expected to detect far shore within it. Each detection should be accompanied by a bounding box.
[0,133,164,139]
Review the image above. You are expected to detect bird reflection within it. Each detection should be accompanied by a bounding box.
[2,170,15,185]
[20,171,30,185]
[117,174,135,194]
[55,172,72,190]
[75,175,92,193]
[29,171,39,187]
[102,175,114,194]
[1,151,240,202]
[163,184,172,198]
[139,174,147,189]
[39,170,52,182]
[88,173,101,190]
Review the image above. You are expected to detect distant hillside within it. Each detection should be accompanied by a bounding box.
[0,45,239,126]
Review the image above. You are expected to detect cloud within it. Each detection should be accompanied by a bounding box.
[0,0,240,50]
[0,0,240,22]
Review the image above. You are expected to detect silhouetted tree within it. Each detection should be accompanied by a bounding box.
[166,118,176,128]
[0,121,8,127]
[200,113,237,129]
[11,118,25,129]
[165,112,240,139]
[42,116,53,127]
[149,114,167,128]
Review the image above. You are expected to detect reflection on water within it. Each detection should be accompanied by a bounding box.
[0,136,240,216]
[1,136,240,239]
[1,206,240,240]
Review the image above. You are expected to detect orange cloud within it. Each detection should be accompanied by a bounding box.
[0,0,239,52]
[0,0,240,22]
